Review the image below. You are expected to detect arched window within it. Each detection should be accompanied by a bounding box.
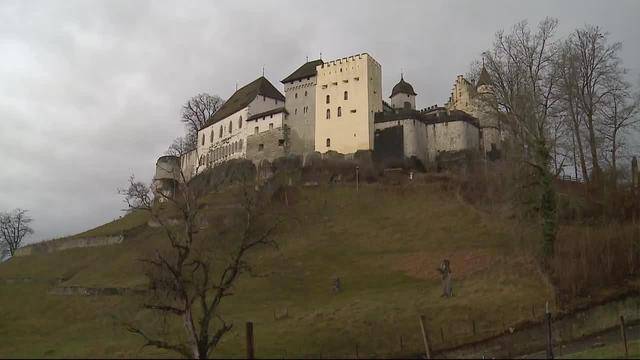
[210,129,213,143]
[326,138,331,147]
[201,134,205,146]
[229,121,232,133]
[326,94,330,104]
[295,108,297,115]
[344,91,348,100]
[326,109,331,119]
[239,116,243,129]
[219,125,223,138]
[295,93,298,99]
[337,107,342,117]
[239,139,243,150]
[304,90,308,97]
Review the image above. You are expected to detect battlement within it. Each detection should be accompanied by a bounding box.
[319,53,381,69]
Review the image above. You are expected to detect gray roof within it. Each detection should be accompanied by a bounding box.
[476,66,492,88]
[205,77,285,127]
[281,59,323,83]
[246,107,288,122]
[390,76,417,97]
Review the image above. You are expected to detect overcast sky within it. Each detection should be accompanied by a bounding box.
[1,0,639,243]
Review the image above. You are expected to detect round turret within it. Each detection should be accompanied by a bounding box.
[390,75,417,110]
[155,155,180,181]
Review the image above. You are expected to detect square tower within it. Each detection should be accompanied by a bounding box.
[314,53,382,154]
[281,59,323,155]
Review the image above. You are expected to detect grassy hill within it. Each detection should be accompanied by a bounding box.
[0,182,554,358]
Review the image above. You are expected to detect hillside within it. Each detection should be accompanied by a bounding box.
[0,182,554,358]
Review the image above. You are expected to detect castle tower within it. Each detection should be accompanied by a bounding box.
[314,53,382,154]
[281,59,323,156]
[389,74,417,110]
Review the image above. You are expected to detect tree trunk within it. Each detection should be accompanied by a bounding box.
[586,112,602,186]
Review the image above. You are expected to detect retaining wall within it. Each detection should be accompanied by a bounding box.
[14,235,124,257]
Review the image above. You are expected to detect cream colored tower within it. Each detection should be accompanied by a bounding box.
[314,53,383,154]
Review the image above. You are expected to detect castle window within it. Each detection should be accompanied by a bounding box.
[278,139,285,146]
[269,123,273,130]
[229,121,232,133]
[350,109,357,113]
[354,77,359,81]
[201,134,205,146]
[239,139,243,150]
[337,107,342,117]
[263,96,266,102]
[258,144,264,151]
[326,138,331,147]
[210,130,213,143]
[326,95,330,104]
[254,126,259,135]
[305,90,308,97]
[239,116,243,129]
[326,109,331,119]
[219,125,223,138]
[275,99,278,104]
[295,93,298,99]
[344,91,349,100]
[295,108,297,115]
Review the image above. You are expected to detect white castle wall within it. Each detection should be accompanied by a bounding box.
[314,53,383,154]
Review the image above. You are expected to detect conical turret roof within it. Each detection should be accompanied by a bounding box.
[476,66,492,88]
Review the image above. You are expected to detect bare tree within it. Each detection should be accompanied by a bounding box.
[482,18,561,258]
[181,93,224,147]
[557,42,591,182]
[566,25,623,186]
[166,135,195,157]
[0,209,34,257]
[598,74,640,186]
[119,166,279,359]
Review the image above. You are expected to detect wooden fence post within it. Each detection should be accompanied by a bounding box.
[620,315,629,358]
[419,315,432,359]
[545,309,554,359]
[246,321,255,359]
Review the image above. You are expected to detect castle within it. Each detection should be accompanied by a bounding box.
[155,52,503,189]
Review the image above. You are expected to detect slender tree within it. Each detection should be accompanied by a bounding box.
[482,18,561,258]
[568,26,623,186]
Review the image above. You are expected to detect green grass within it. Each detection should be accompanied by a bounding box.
[563,340,640,359]
[0,183,553,358]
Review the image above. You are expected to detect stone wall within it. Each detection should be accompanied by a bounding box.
[246,128,287,166]
[14,235,124,257]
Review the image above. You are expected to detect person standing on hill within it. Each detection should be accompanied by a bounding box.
[437,259,453,297]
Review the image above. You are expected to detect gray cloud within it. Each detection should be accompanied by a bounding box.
[1,0,639,242]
